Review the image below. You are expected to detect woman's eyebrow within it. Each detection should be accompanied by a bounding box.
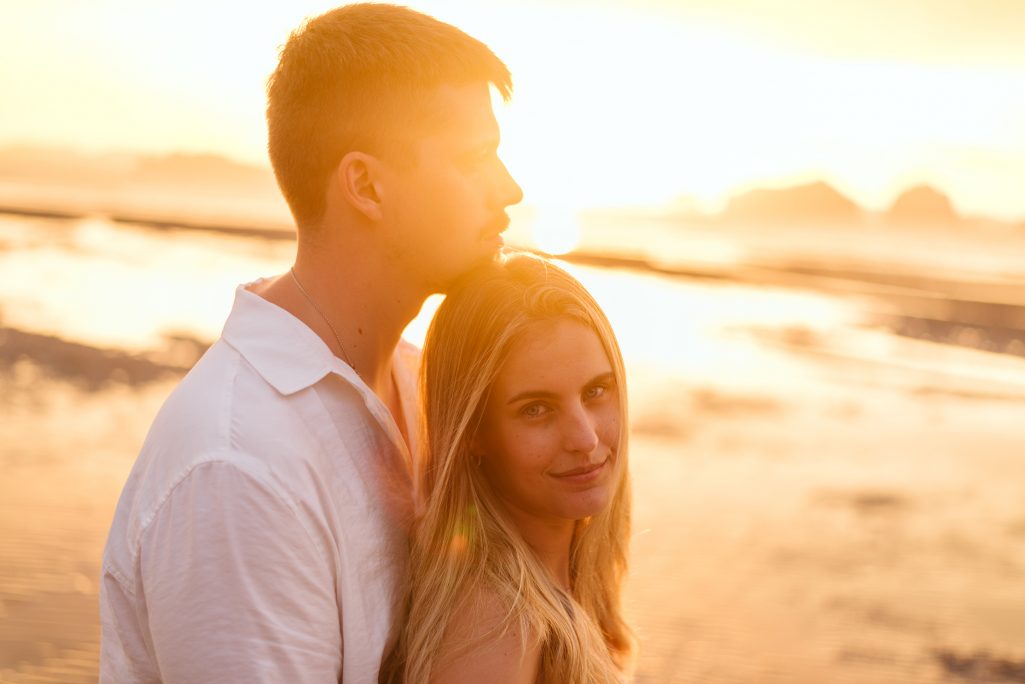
[506,389,557,405]
[505,372,615,405]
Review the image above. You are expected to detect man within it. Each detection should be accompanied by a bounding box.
[100,4,522,682]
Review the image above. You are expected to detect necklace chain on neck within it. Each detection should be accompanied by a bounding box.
[289,267,358,377]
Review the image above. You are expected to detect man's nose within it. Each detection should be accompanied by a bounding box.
[496,158,523,208]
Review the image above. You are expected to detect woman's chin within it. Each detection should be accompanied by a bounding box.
[556,486,614,522]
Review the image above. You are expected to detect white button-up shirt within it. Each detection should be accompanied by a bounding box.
[100,282,419,683]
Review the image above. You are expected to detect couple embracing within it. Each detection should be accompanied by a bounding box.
[100,4,633,682]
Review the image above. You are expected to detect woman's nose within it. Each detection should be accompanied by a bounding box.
[562,404,600,454]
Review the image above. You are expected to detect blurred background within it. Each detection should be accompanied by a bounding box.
[1,1,1024,682]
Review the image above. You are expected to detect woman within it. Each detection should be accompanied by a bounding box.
[384,252,634,683]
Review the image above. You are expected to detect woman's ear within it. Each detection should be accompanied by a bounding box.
[469,432,486,466]
[334,151,385,222]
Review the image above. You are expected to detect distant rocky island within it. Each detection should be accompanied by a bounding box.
[718,180,968,225]
[0,145,291,229]
[722,181,863,223]
[0,145,277,193]
[887,185,959,223]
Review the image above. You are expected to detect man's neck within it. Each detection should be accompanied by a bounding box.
[256,243,426,400]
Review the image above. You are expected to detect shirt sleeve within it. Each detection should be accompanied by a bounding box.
[138,458,341,683]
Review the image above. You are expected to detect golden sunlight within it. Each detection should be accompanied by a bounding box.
[3,4,1025,684]
[2,1,1024,218]
[531,206,582,255]
[471,2,1025,219]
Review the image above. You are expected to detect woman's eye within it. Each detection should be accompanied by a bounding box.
[585,384,607,400]
[521,403,549,418]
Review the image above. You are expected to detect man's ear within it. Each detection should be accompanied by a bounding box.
[335,151,386,222]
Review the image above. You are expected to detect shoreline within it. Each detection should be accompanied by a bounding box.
[3,203,1024,361]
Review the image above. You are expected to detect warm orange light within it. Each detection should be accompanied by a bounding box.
[2,1,1024,220]
[531,206,582,255]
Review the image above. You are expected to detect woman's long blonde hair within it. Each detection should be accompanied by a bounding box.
[384,253,633,683]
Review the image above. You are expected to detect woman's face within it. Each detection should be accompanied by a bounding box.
[475,317,621,527]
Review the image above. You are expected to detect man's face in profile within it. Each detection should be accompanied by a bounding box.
[379,82,523,294]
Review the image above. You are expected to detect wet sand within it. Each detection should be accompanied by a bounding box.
[2,324,1024,683]
[0,365,172,683]
[626,370,1025,682]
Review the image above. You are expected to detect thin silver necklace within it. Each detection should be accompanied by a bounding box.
[289,267,359,377]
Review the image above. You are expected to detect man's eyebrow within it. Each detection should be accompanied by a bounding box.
[505,372,615,405]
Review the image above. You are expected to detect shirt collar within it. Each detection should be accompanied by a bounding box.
[221,281,360,396]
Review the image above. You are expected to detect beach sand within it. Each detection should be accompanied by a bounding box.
[0,366,170,684]
[626,371,1025,682]
[2,324,1023,683]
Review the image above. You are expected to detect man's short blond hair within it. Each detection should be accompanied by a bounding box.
[266,3,512,229]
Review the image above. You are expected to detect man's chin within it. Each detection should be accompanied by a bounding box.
[433,250,503,295]
[481,233,505,250]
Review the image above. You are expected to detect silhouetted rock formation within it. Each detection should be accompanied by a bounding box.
[888,185,958,223]
[133,153,276,191]
[0,145,276,193]
[0,144,292,229]
[722,181,862,223]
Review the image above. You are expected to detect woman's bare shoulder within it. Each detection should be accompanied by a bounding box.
[431,585,541,684]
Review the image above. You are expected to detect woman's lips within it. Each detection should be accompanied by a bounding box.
[551,457,610,482]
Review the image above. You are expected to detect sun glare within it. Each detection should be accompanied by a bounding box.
[531,206,582,255]
[1,1,1024,219]
[481,3,1025,220]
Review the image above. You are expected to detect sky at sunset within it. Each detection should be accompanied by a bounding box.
[2,0,1024,219]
